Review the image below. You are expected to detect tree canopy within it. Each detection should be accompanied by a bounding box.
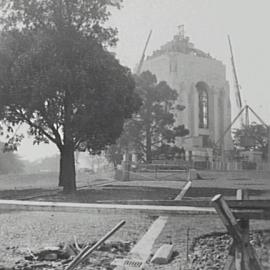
[0,0,141,192]
[233,123,269,160]
[107,71,189,164]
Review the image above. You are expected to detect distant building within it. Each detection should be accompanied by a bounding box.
[141,28,233,159]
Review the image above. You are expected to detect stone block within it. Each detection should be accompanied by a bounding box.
[150,244,174,265]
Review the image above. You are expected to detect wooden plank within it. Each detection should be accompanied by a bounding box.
[66,220,125,270]
[0,199,270,219]
[236,189,250,270]
[233,209,270,220]
[0,199,215,215]
[96,199,211,206]
[237,190,262,270]
[115,178,191,268]
[239,222,262,270]
[97,199,270,210]
[236,189,249,200]
[154,170,186,172]
[229,200,270,209]
[175,181,192,200]
[118,184,183,268]
[129,216,168,262]
[212,194,263,270]
[187,169,197,181]
[211,194,243,245]
[224,245,236,270]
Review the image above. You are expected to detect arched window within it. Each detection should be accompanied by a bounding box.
[197,82,209,129]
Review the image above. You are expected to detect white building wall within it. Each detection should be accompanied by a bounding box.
[141,50,233,151]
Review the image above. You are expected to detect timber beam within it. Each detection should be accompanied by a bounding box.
[0,199,270,219]
[212,194,263,270]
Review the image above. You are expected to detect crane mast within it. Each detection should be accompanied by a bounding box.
[228,35,245,126]
[136,30,152,75]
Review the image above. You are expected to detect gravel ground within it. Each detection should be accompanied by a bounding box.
[188,230,270,270]
[2,211,270,269]
[0,183,180,268]
[146,216,270,270]
[145,215,225,270]
[0,210,153,266]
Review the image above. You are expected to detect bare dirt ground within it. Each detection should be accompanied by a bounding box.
[113,169,270,192]
[0,169,269,269]
[0,171,114,191]
[0,171,181,268]
[0,210,153,266]
[126,169,270,269]
[0,170,116,200]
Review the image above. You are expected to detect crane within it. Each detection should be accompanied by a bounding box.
[228,35,245,126]
[136,30,152,75]
[215,36,270,165]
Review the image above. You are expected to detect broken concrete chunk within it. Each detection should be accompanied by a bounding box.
[43,246,60,251]
[150,244,174,265]
[43,253,58,261]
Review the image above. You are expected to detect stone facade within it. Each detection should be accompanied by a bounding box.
[141,32,233,158]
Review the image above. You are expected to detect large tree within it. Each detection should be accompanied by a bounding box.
[233,123,269,160]
[108,71,189,164]
[0,0,140,192]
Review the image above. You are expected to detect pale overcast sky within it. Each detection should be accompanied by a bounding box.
[17,0,270,160]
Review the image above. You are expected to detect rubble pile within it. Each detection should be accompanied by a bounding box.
[2,240,134,270]
[189,233,231,270]
[189,230,270,270]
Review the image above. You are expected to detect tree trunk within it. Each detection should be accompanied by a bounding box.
[146,126,152,163]
[58,154,64,187]
[59,142,76,193]
[60,76,76,192]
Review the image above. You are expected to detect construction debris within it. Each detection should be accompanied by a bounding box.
[66,220,125,270]
[189,231,270,270]
[6,238,134,270]
[150,244,174,265]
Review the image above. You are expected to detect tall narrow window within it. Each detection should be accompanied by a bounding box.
[197,82,209,129]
